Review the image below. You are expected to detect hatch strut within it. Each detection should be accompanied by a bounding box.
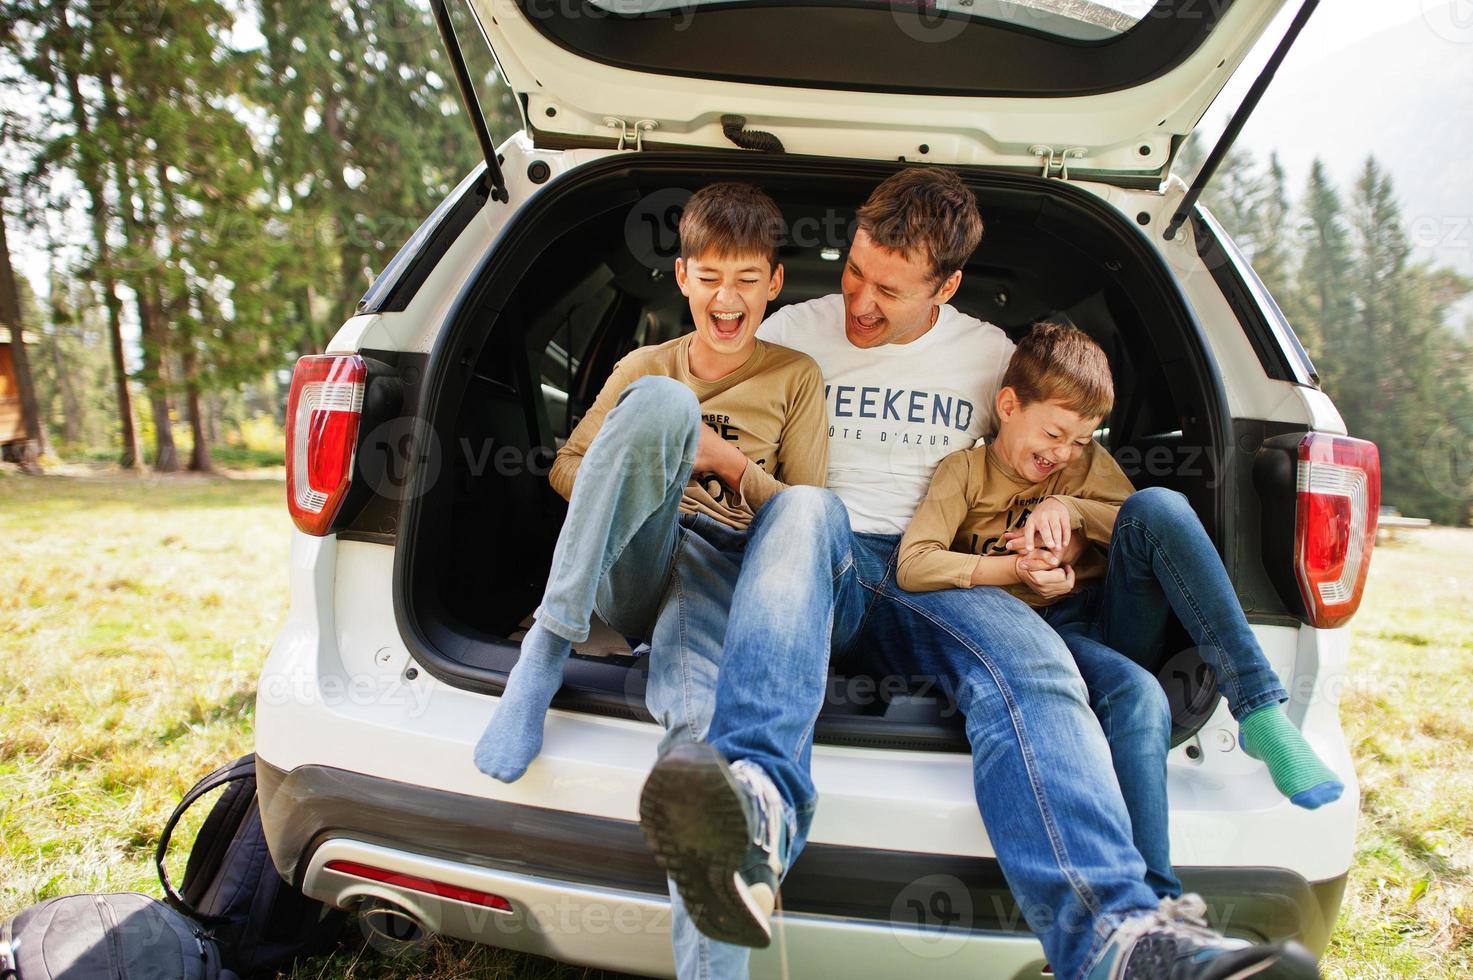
[1163,0,1320,242]
[430,0,510,204]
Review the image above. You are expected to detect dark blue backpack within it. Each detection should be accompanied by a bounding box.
[155,754,345,977]
[1,892,238,980]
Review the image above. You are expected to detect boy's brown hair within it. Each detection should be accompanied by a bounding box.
[1001,321,1115,421]
[679,182,785,271]
[856,167,983,288]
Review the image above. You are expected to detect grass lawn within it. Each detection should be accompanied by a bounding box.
[1,468,1470,977]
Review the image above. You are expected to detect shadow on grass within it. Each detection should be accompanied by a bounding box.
[156,686,258,748]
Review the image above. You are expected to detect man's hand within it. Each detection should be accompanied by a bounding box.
[693,425,749,492]
[1020,497,1073,552]
[1014,555,1076,600]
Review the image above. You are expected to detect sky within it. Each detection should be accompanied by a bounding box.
[1208,0,1430,128]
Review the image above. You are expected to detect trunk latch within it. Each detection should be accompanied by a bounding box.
[1030,145,1087,180]
[604,117,658,151]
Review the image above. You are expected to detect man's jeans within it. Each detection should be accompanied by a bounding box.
[1040,486,1291,902]
[650,485,1163,980]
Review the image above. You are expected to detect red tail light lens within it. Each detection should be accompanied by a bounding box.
[286,354,366,536]
[323,860,513,912]
[1294,433,1380,628]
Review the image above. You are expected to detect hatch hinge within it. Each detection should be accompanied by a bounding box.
[1029,145,1087,180]
[603,117,658,151]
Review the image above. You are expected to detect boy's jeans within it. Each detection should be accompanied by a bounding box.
[531,373,758,980]
[652,485,1163,980]
[1040,486,1291,902]
[534,374,705,646]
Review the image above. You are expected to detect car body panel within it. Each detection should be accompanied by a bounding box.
[255,538,1357,885]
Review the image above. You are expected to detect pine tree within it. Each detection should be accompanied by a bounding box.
[253,0,486,353]
[9,0,144,467]
[1297,159,1353,367]
[1335,158,1473,524]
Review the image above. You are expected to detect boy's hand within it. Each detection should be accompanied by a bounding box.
[1021,497,1073,553]
[694,424,749,491]
[1014,556,1076,600]
[1002,528,1086,567]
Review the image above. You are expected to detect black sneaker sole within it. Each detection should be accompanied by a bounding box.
[1205,940,1321,980]
[638,742,772,949]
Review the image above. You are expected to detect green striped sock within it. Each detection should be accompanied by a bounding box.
[1239,704,1343,809]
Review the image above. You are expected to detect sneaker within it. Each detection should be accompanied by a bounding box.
[1087,895,1321,979]
[638,742,791,948]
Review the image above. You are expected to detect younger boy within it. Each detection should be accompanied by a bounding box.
[475,181,828,782]
[898,321,1342,898]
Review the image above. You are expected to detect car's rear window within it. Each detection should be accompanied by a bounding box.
[588,0,1159,41]
[498,0,1235,99]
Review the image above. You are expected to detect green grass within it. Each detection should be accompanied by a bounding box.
[1,468,1470,977]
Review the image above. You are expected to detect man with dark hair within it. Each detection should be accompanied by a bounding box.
[638,169,1319,980]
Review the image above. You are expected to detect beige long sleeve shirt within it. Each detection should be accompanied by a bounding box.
[897,441,1135,607]
[549,333,829,530]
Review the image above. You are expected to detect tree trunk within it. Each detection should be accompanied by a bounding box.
[182,347,212,472]
[100,69,177,472]
[46,328,85,445]
[204,390,222,447]
[0,211,45,472]
[56,2,138,468]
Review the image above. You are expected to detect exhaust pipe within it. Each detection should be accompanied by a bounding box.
[358,897,432,947]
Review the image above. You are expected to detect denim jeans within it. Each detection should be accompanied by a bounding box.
[535,374,701,646]
[1037,486,1291,904]
[653,485,1162,980]
[536,375,761,980]
[1038,590,1180,901]
[1093,487,1288,723]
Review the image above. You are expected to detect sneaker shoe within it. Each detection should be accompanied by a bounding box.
[1087,894,1321,979]
[638,742,791,948]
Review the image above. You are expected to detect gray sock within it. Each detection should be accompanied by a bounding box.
[473,620,572,782]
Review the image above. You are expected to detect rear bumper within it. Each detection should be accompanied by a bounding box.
[257,758,1347,975]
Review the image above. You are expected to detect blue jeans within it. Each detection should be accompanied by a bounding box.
[1039,487,1290,903]
[534,375,761,980]
[1093,487,1288,723]
[655,486,1162,980]
[534,375,703,646]
[1039,591,1179,901]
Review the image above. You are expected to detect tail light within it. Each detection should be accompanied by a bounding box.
[1293,433,1380,628]
[323,860,513,913]
[286,354,366,536]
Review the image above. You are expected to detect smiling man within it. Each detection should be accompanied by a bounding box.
[637,168,1320,980]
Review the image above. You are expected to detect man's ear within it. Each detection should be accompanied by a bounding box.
[767,262,785,300]
[674,257,690,297]
[934,269,962,305]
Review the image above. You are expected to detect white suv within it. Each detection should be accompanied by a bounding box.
[255,1,1379,976]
